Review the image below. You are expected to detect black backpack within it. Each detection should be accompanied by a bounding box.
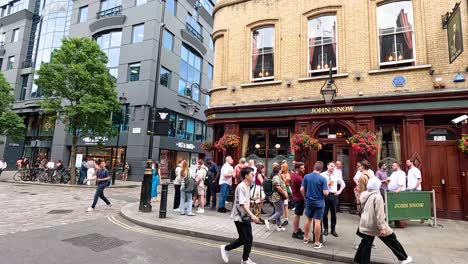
[262,176,274,196]
[184,174,196,193]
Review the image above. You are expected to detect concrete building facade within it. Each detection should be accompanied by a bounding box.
[0,0,216,180]
[208,0,468,220]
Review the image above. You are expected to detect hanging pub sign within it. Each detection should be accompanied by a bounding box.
[147,107,171,136]
[444,2,463,64]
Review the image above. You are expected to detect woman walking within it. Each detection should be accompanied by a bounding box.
[354,177,413,264]
[179,160,195,216]
[280,162,291,226]
[266,166,288,231]
[151,161,161,202]
[122,161,130,181]
[86,157,96,186]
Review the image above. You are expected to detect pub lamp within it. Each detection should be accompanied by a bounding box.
[320,61,338,105]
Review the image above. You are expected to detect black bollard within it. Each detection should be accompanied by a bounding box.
[139,159,153,212]
[159,183,169,218]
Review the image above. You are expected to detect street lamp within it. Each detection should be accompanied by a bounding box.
[112,93,127,185]
[320,61,338,105]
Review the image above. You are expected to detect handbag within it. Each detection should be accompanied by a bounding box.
[236,205,251,224]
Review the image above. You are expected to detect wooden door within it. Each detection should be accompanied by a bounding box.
[333,144,354,205]
[426,142,463,219]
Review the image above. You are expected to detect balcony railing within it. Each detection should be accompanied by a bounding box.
[97,6,122,19]
[22,60,33,69]
[185,23,204,42]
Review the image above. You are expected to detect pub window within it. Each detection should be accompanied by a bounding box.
[251,26,274,82]
[308,15,337,76]
[377,0,415,68]
[376,126,401,163]
[317,124,348,139]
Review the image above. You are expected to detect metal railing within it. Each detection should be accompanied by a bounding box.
[22,60,33,69]
[185,23,204,42]
[97,5,122,19]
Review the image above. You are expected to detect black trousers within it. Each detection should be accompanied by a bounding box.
[91,185,111,208]
[323,194,337,231]
[225,221,253,261]
[173,184,181,209]
[354,232,408,264]
[206,183,217,208]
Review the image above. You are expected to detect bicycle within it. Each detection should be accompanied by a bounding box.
[37,168,59,183]
[13,169,30,181]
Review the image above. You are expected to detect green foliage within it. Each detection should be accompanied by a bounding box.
[0,73,25,143]
[35,37,120,141]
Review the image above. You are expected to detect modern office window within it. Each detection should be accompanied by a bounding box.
[176,114,186,139]
[0,6,6,17]
[128,63,141,81]
[9,0,24,14]
[7,56,14,70]
[160,67,171,87]
[186,119,194,141]
[207,63,213,80]
[195,121,203,142]
[95,31,122,79]
[0,31,5,43]
[204,95,210,107]
[79,6,88,23]
[19,74,28,100]
[132,24,144,43]
[100,0,122,11]
[308,15,337,75]
[178,44,202,101]
[377,0,415,66]
[251,26,274,81]
[186,14,203,42]
[136,0,146,6]
[208,36,214,50]
[163,30,174,50]
[168,112,176,137]
[166,0,176,16]
[12,28,19,42]
[0,58,3,71]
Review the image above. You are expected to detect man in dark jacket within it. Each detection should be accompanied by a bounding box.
[206,157,219,210]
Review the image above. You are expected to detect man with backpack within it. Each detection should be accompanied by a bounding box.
[195,159,208,213]
[85,160,112,212]
[205,158,219,210]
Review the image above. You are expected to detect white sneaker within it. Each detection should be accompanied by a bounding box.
[187,212,196,216]
[85,207,94,212]
[241,258,257,264]
[220,245,229,263]
[401,256,413,264]
[106,204,112,209]
[173,208,180,212]
[196,208,205,214]
[276,226,286,232]
[264,220,271,231]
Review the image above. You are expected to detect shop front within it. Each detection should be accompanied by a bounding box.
[207,91,468,220]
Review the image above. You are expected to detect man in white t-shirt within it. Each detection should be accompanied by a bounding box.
[388,162,406,192]
[320,162,345,237]
[218,156,235,213]
[406,159,422,191]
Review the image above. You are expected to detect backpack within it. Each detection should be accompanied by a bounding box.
[205,168,213,186]
[184,174,196,193]
[262,176,274,196]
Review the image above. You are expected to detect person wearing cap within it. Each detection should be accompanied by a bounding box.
[354,177,413,264]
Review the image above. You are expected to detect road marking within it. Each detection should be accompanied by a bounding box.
[107,216,323,264]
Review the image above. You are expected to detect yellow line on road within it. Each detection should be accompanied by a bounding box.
[107,216,323,264]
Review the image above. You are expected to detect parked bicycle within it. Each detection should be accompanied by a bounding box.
[13,168,43,181]
[37,168,60,183]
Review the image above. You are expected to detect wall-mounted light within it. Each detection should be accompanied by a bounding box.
[255,144,260,149]
[275,144,281,149]
[288,97,292,101]
[232,101,236,105]
[358,91,363,96]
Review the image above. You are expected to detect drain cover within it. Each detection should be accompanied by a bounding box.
[47,209,73,214]
[62,233,130,252]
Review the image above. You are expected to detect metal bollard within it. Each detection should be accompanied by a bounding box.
[139,159,153,212]
[159,183,169,218]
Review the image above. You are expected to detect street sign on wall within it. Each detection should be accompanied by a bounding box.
[386,191,433,221]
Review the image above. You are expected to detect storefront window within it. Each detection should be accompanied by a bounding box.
[376,126,401,163]
[195,121,203,142]
[168,112,176,137]
[186,119,194,141]
[317,125,348,139]
[176,115,186,139]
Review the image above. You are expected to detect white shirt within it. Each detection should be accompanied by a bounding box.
[353,169,375,182]
[0,160,6,169]
[320,170,345,193]
[407,166,422,190]
[46,162,55,169]
[174,166,182,185]
[388,169,406,192]
[219,162,234,186]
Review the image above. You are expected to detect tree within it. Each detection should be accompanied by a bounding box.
[0,73,25,144]
[35,37,120,184]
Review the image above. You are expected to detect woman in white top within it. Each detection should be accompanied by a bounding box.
[86,158,96,186]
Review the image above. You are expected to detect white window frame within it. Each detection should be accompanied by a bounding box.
[128,62,141,81]
[377,1,416,67]
[78,6,88,23]
[250,26,275,82]
[307,15,338,75]
[132,24,144,43]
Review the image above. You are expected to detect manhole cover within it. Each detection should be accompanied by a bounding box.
[62,233,130,252]
[47,210,74,214]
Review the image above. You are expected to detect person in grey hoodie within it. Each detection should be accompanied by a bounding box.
[354,177,413,264]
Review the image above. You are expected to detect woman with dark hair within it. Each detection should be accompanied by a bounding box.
[250,163,266,217]
[151,161,161,202]
[266,165,288,232]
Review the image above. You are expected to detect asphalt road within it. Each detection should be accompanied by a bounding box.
[0,215,344,264]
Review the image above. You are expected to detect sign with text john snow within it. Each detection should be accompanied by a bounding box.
[386,191,432,221]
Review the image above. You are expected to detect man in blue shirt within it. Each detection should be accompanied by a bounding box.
[301,161,329,249]
[86,161,112,212]
[206,157,219,210]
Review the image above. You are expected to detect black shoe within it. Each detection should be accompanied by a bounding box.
[298,228,304,235]
[210,206,216,210]
[323,230,329,236]
[292,232,304,240]
[218,208,226,213]
[282,220,289,227]
[331,231,339,237]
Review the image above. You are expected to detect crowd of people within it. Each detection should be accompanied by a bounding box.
[166,156,416,264]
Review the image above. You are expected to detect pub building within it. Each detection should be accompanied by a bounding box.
[208,0,468,220]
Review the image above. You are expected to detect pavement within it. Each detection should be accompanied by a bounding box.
[121,185,468,264]
[0,170,140,188]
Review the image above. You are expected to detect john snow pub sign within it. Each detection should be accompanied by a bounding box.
[311,106,355,113]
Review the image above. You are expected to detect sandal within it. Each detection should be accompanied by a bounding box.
[303,238,310,244]
[314,243,323,249]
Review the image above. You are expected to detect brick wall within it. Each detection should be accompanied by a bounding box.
[211,0,468,107]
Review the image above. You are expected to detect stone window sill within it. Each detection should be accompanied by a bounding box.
[240,80,282,88]
[298,73,349,82]
[368,64,432,75]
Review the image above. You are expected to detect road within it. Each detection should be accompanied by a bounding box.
[0,182,343,264]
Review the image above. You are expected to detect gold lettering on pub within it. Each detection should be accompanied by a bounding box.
[311,106,354,113]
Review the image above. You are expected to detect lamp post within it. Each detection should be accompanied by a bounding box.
[140,0,166,213]
[112,94,127,185]
[320,61,338,105]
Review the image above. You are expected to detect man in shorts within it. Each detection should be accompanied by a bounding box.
[290,162,306,239]
[301,161,329,249]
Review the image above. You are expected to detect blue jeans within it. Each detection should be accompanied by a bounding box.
[219,183,230,209]
[179,191,193,214]
[91,185,111,208]
[269,200,284,227]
